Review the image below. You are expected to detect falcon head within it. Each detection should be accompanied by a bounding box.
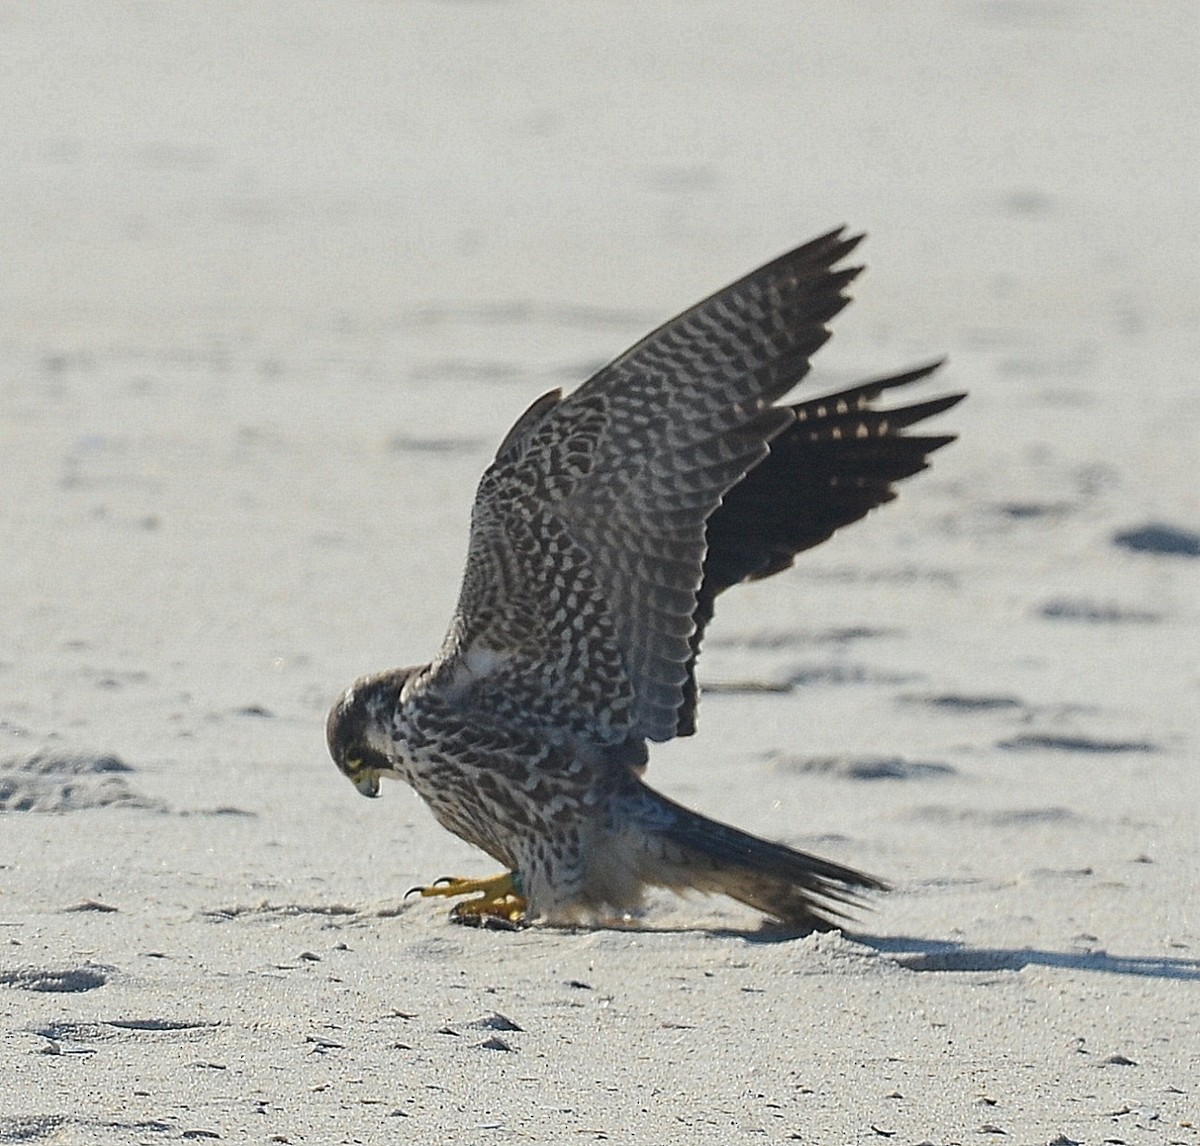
[325,670,414,798]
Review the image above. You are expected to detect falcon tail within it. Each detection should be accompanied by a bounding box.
[650,791,888,929]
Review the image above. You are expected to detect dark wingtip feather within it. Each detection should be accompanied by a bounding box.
[675,358,964,738]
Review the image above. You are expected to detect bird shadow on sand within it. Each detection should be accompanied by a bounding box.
[583,920,1200,982]
[854,933,1200,982]
[414,909,1200,984]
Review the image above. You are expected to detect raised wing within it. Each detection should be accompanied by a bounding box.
[431,228,868,746]
[675,363,966,735]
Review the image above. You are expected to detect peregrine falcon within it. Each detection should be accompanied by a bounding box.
[327,228,963,929]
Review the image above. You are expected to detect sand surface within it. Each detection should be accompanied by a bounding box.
[2,3,1198,1142]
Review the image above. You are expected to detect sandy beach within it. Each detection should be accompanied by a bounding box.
[2,3,1197,1142]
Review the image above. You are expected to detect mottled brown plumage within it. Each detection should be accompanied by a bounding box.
[327,228,964,928]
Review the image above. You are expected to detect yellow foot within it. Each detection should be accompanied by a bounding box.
[406,872,527,927]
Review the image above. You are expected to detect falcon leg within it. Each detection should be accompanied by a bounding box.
[407,871,527,925]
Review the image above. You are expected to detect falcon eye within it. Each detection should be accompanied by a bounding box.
[341,745,392,776]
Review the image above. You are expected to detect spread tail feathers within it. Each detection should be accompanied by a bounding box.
[648,790,887,929]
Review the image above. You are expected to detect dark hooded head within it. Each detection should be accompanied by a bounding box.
[325,669,415,797]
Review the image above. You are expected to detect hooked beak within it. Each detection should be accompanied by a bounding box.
[349,762,381,798]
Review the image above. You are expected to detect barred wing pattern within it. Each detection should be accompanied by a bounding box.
[431,228,960,751]
[677,362,964,736]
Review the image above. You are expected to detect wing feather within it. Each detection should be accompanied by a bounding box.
[432,228,870,744]
[675,363,966,735]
